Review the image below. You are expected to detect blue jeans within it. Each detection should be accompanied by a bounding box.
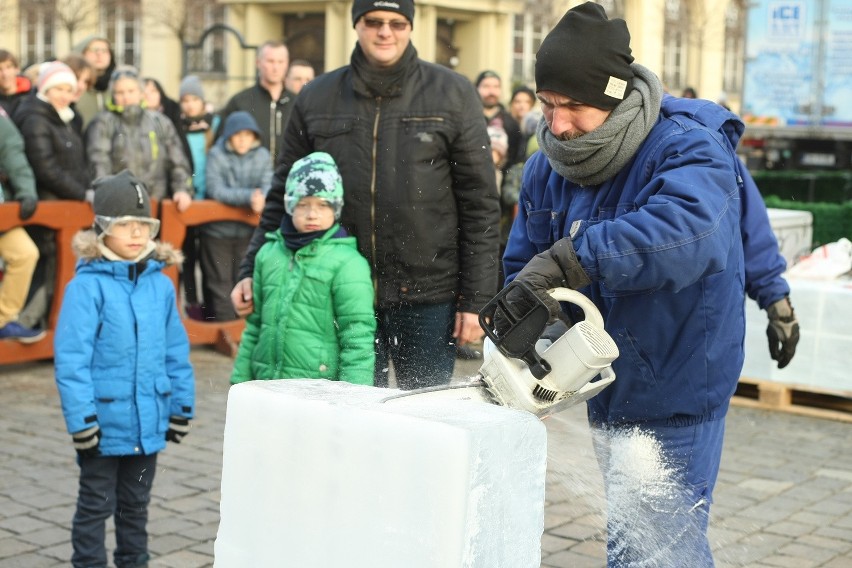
[591,417,726,568]
[374,301,456,390]
[72,453,157,568]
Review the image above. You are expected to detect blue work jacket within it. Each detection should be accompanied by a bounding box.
[504,96,746,425]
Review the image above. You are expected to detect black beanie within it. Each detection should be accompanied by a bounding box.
[474,70,500,88]
[352,0,415,28]
[92,170,152,221]
[535,2,634,110]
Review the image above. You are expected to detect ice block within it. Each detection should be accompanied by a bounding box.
[214,380,547,567]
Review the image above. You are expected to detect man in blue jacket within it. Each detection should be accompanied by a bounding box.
[500,3,787,565]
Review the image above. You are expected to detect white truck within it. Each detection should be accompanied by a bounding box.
[739,0,852,170]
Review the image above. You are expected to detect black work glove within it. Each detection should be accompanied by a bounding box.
[18,196,37,220]
[72,425,101,458]
[497,238,591,334]
[166,416,190,443]
[766,296,799,369]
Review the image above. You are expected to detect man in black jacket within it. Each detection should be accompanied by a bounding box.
[218,40,295,165]
[231,0,500,390]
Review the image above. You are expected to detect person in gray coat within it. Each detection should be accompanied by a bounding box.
[85,66,193,210]
[203,111,272,320]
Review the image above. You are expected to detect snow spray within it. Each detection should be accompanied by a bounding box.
[545,411,718,567]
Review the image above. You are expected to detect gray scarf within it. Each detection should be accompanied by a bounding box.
[536,64,664,187]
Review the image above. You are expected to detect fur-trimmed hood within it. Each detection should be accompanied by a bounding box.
[72,229,184,266]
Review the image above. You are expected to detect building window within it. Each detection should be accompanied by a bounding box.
[185,4,228,74]
[102,0,141,68]
[723,0,745,95]
[663,0,689,92]
[435,19,459,70]
[512,8,549,87]
[20,1,55,69]
[283,13,326,74]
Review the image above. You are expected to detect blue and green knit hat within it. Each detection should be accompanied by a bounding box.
[284,151,344,219]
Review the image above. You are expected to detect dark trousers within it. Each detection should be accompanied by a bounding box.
[72,453,157,568]
[374,301,456,390]
[18,225,56,329]
[181,226,203,306]
[199,233,251,321]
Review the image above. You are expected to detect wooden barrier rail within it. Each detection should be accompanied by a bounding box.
[159,200,259,356]
[0,200,258,365]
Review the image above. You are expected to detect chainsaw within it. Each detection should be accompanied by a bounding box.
[381,283,619,418]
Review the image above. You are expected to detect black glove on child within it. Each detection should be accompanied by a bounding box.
[166,416,191,443]
[496,238,591,333]
[766,296,799,369]
[72,425,101,458]
[18,196,37,220]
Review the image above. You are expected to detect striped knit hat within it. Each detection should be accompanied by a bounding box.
[37,61,77,95]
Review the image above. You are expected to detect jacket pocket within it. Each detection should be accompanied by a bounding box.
[93,381,133,433]
[400,116,446,162]
[155,375,172,432]
[525,207,564,248]
[312,117,354,139]
[612,328,657,389]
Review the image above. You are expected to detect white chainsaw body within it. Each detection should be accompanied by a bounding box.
[381,288,618,418]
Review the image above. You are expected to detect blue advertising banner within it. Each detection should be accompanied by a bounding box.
[742,0,852,128]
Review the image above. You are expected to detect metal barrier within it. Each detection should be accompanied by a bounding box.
[0,200,258,365]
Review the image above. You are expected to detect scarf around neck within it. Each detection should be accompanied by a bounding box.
[280,214,347,251]
[182,112,214,133]
[97,239,156,263]
[350,42,417,98]
[36,93,76,124]
[536,64,664,187]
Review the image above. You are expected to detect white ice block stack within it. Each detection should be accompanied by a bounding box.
[767,207,813,268]
[215,380,547,568]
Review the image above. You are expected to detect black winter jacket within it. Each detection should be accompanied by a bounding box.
[240,45,500,313]
[13,95,91,201]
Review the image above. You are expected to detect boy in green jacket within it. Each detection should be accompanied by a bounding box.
[231,152,375,385]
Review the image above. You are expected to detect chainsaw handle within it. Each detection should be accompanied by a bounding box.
[478,281,552,379]
[546,288,605,329]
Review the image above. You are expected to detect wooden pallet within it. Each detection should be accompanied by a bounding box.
[733,377,852,423]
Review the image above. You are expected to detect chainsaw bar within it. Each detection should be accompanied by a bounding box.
[378,378,495,405]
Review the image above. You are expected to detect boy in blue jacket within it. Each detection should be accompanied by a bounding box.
[54,170,195,568]
[203,111,272,320]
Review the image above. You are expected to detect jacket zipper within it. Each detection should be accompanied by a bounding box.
[400,116,445,123]
[269,100,277,166]
[370,97,381,301]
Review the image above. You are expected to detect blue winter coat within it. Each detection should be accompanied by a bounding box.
[203,137,273,239]
[54,231,195,456]
[504,95,746,426]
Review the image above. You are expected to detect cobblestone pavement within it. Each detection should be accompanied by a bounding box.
[1,348,850,567]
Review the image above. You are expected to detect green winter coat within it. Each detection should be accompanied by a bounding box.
[231,225,376,385]
[0,115,37,203]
